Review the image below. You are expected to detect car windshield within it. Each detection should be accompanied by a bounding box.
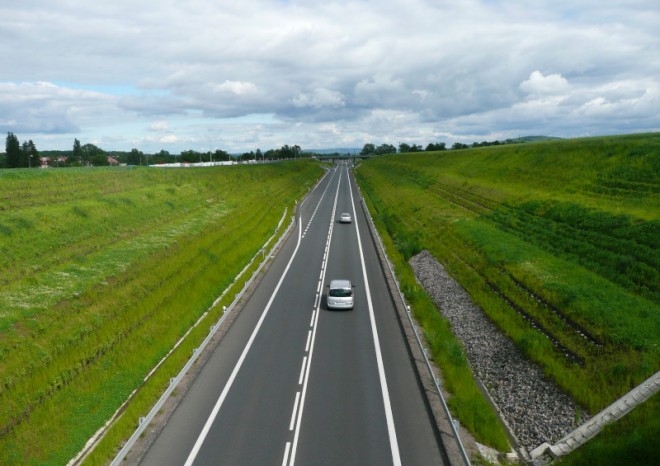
[329,288,352,297]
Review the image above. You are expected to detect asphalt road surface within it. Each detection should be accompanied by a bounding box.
[137,163,449,465]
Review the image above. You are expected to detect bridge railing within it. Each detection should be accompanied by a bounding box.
[530,370,660,465]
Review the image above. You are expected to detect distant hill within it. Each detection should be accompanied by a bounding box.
[510,135,563,143]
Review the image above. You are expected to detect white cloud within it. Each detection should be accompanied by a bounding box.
[214,81,258,95]
[520,71,571,96]
[354,74,406,107]
[292,88,345,109]
[0,0,658,152]
[149,120,170,131]
[159,134,178,144]
[573,80,659,119]
[0,81,116,134]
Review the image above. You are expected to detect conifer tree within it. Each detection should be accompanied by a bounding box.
[5,132,21,168]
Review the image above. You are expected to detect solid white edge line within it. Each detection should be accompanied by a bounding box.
[183,219,303,466]
[348,167,402,466]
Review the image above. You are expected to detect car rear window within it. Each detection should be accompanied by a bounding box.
[329,288,352,297]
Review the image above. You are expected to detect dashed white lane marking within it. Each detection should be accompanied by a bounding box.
[282,443,291,466]
[298,357,308,385]
[302,168,337,239]
[305,330,312,352]
[286,166,341,466]
[289,391,301,430]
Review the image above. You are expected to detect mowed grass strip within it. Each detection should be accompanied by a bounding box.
[355,133,659,457]
[0,161,323,465]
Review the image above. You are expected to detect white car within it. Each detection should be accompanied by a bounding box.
[339,212,352,223]
[327,279,354,310]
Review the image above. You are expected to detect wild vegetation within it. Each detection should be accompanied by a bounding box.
[0,161,323,465]
[355,133,659,462]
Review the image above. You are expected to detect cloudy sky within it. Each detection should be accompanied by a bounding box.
[1,0,658,153]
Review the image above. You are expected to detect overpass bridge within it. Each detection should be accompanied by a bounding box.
[312,154,376,163]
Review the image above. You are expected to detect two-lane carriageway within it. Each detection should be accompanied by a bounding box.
[137,163,449,465]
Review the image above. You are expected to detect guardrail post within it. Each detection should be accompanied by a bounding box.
[453,420,461,433]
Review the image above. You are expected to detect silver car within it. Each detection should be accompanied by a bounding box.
[339,212,352,223]
[327,279,354,310]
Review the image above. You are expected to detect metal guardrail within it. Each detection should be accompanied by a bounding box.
[356,187,471,466]
[106,208,294,466]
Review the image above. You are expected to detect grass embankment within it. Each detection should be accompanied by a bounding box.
[355,133,659,462]
[0,161,323,465]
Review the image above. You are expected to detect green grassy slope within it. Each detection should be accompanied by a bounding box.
[0,161,323,465]
[355,133,659,462]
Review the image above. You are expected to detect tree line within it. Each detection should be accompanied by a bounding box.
[3,132,534,168]
[360,138,530,155]
[3,133,40,168]
[2,134,312,168]
[2,135,124,168]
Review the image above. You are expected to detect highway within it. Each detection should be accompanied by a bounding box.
[137,163,449,465]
